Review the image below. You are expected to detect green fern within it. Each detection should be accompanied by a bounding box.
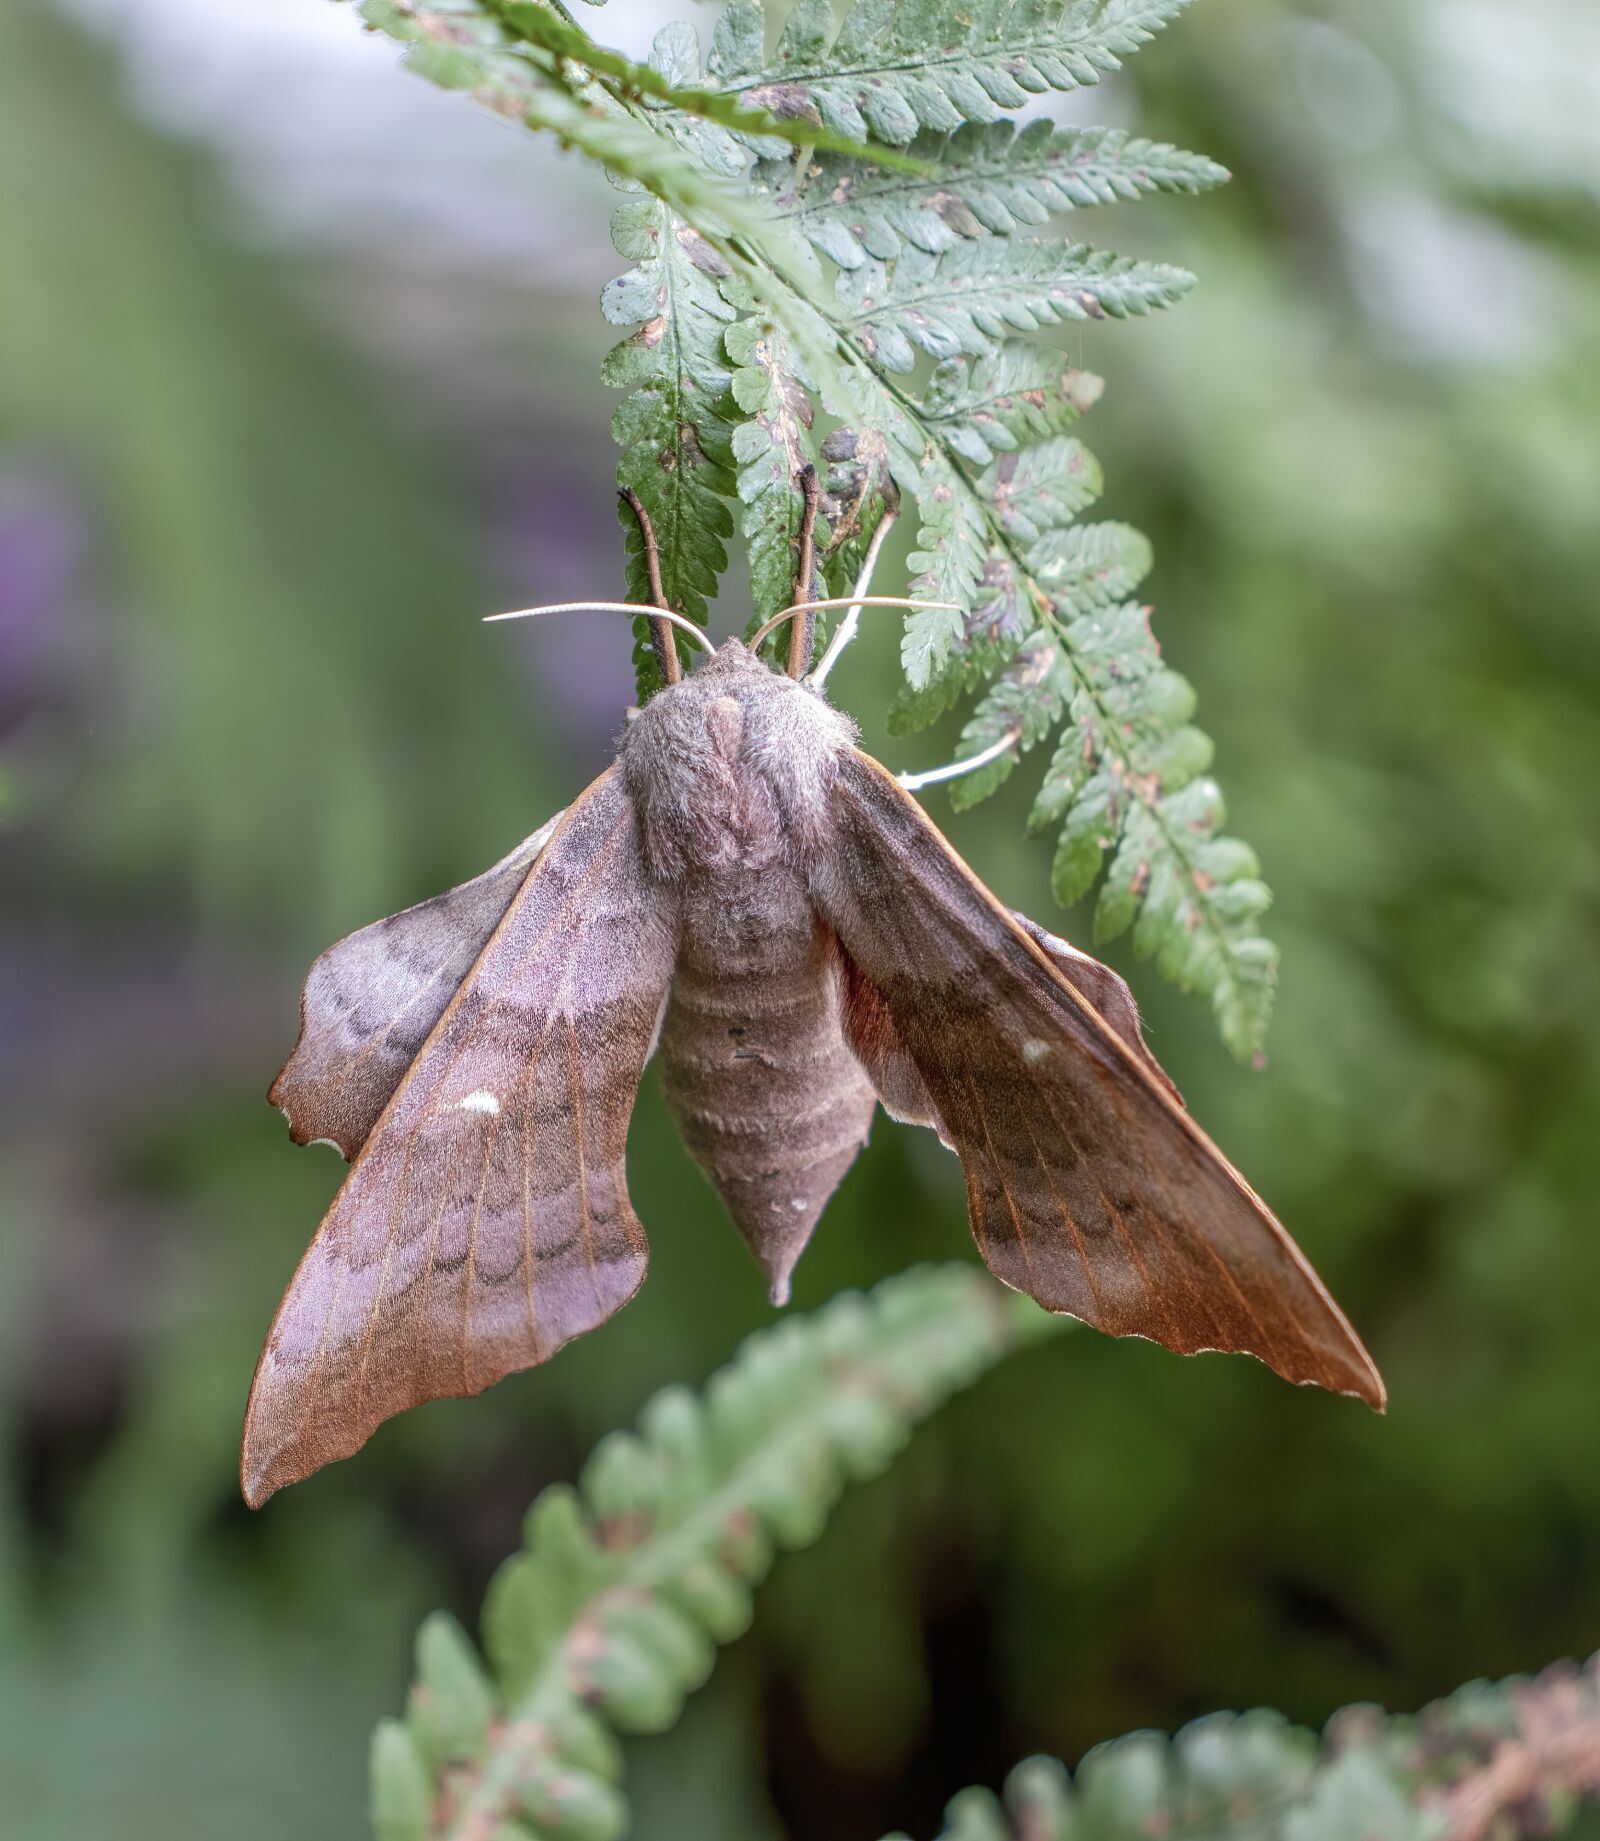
[490,0,924,167]
[889,1726,1417,1841]
[726,304,827,633]
[793,123,1227,270]
[368,1267,1061,1841]
[888,1654,1600,1840]
[603,198,738,693]
[362,0,775,242]
[921,347,1105,465]
[709,0,1195,145]
[837,240,1197,373]
[357,0,1279,1059]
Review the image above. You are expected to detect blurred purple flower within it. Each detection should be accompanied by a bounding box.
[481,439,638,773]
[0,459,94,735]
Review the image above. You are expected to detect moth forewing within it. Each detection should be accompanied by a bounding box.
[242,769,676,1507]
[268,809,566,1160]
[814,748,1386,1412]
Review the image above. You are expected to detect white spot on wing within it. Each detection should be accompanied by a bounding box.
[1022,1038,1050,1065]
[457,1089,501,1115]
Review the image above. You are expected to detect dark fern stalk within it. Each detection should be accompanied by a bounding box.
[357,0,1277,1059]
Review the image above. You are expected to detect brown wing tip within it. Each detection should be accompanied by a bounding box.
[240,1405,353,1509]
[1350,1361,1388,1414]
[1215,1329,1386,1413]
[239,1383,302,1509]
[1263,1339,1386,1413]
[266,1079,357,1160]
[239,1413,286,1509]
[240,1439,329,1509]
[1292,1359,1386,1414]
[1003,1275,1388,1412]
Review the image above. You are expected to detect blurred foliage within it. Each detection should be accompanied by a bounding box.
[898,1656,1600,1841]
[2,0,1599,1838]
[374,1269,1061,1840]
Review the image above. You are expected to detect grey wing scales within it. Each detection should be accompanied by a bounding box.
[269,811,564,1159]
[242,771,676,1505]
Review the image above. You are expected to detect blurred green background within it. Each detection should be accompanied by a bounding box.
[2,0,1598,1835]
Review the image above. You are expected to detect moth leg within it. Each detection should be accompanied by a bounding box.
[896,725,1022,793]
[808,504,900,690]
[619,487,681,687]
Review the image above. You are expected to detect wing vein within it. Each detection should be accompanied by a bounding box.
[961,1066,1040,1300]
[1023,1075,1187,1348]
[519,1039,541,1360]
[351,1132,418,1424]
[1094,1076,1289,1357]
[566,1013,604,1315]
[1014,1103,1105,1326]
[462,1105,506,1394]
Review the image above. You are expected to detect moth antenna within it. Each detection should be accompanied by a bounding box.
[746,595,960,656]
[620,487,682,686]
[808,505,900,689]
[787,465,823,679]
[485,601,714,655]
[897,725,1023,793]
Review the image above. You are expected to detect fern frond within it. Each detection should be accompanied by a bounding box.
[490,1,924,168]
[947,631,1072,808]
[805,216,1257,1044]
[894,438,1103,711]
[921,348,1104,465]
[726,307,826,635]
[602,200,738,694]
[1015,602,1273,1058]
[840,240,1196,373]
[794,121,1227,269]
[885,1716,1324,1841]
[820,423,900,594]
[1029,520,1153,614]
[984,436,1104,546]
[369,1267,1060,1841]
[897,456,1009,702]
[366,0,1276,1056]
[887,1654,1600,1840]
[714,0,1194,146]
[359,0,781,246]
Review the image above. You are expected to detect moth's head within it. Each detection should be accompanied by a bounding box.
[618,632,857,879]
[697,634,823,691]
[638,633,854,738]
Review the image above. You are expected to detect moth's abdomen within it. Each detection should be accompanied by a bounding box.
[660,877,875,1303]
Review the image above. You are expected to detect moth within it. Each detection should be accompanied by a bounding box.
[242,487,1383,1507]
